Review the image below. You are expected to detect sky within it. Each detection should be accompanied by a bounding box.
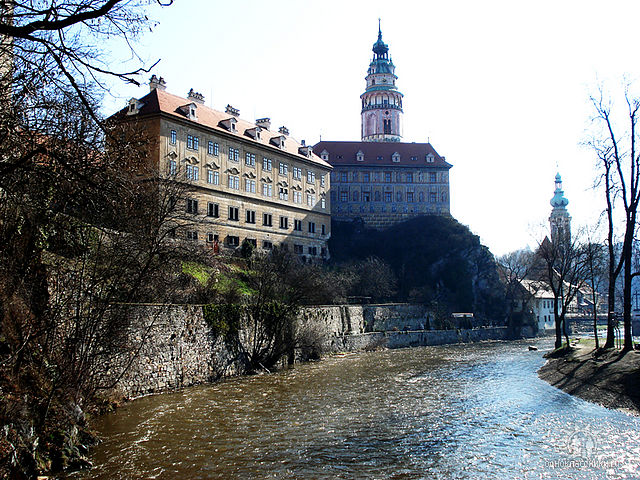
[103,0,640,257]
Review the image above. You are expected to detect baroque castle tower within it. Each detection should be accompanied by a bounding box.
[549,173,571,246]
[360,21,403,142]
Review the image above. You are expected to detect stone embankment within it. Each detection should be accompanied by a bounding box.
[113,304,508,399]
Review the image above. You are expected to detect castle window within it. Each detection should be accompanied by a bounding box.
[208,141,214,155]
[385,192,392,202]
[385,172,391,182]
[207,233,218,243]
[294,219,302,231]
[426,154,435,163]
[262,183,273,197]
[340,191,348,202]
[294,244,304,254]
[293,191,302,204]
[228,175,239,190]
[383,119,392,134]
[320,175,325,188]
[429,172,437,182]
[245,210,256,224]
[308,222,316,234]
[279,216,289,229]
[263,213,272,227]
[340,172,348,182]
[407,191,414,203]
[263,241,273,250]
[279,162,288,175]
[293,166,302,180]
[245,152,256,166]
[362,191,371,202]
[363,172,370,183]
[186,230,198,241]
[307,194,316,207]
[227,235,239,247]
[186,165,199,181]
[169,160,177,176]
[170,130,177,145]
[207,202,219,218]
[244,179,256,193]
[307,171,316,183]
[406,172,413,183]
[263,158,272,171]
[352,172,359,182]
[429,192,437,203]
[356,151,365,162]
[228,207,239,221]
[321,224,326,235]
[279,187,288,201]
[321,198,326,209]
[186,198,198,214]
[207,169,219,185]
[228,147,239,161]
[392,152,400,163]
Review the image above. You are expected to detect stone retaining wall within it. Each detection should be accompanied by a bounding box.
[112,304,508,399]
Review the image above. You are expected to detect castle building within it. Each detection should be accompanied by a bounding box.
[549,173,571,246]
[314,24,452,229]
[115,77,332,259]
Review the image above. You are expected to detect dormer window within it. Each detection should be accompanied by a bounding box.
[392,152,401,163]
[320,150,329,161]
[426,153,435,163]
[270,135,286,149]
[127,98,141,116]
[219,117,237,132]
[298,145,312,157]
[245,127,262,140]
[178,102,198,121]
[356,150,365,162]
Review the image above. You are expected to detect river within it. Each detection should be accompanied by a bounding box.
[79,339,640,479]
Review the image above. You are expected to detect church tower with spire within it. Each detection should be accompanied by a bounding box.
[361,21,403,142]
[549,173,571,246]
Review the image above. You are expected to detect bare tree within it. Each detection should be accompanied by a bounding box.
[497,248,538,336]
[538,235,588,349]
[589,85,640,350]
[0,1,175,477]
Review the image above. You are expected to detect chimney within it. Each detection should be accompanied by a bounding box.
[149,74,167,92]
[225,104,240,117]
[278,126,289,136]
[256,117,271,130]
[187,88,205,105]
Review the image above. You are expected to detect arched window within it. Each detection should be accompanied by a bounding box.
[384,119,392,134]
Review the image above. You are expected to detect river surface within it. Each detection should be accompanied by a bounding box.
[80,340,640,479]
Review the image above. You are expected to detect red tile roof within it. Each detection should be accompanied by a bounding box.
[313,141,451,168]
[114,88,332,169]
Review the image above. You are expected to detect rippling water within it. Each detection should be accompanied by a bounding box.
[79,340,640,479]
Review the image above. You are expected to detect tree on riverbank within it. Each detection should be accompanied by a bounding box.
[0,1,176,477]
[588,85,640,350]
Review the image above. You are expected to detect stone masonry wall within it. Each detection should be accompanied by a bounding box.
[112,304,508,400]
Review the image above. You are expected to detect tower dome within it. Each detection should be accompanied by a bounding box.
[549,173,571,246]
[550,173,569,209]
[360,21,404,142]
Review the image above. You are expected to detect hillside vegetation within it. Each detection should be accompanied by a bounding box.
[329,216,507,323]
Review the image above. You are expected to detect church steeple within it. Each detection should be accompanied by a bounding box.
[361,22,403,142]
[549,173,571,246]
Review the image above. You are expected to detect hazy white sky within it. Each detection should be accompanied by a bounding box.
[104,0,640,257]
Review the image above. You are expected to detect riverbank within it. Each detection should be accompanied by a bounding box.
[538,341,640,415]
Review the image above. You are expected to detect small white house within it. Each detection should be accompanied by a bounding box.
[520,280,556,333]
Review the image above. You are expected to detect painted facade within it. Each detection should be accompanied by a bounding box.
[115,77,332,260]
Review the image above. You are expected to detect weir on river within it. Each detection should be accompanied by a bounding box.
[83,340,640,479]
